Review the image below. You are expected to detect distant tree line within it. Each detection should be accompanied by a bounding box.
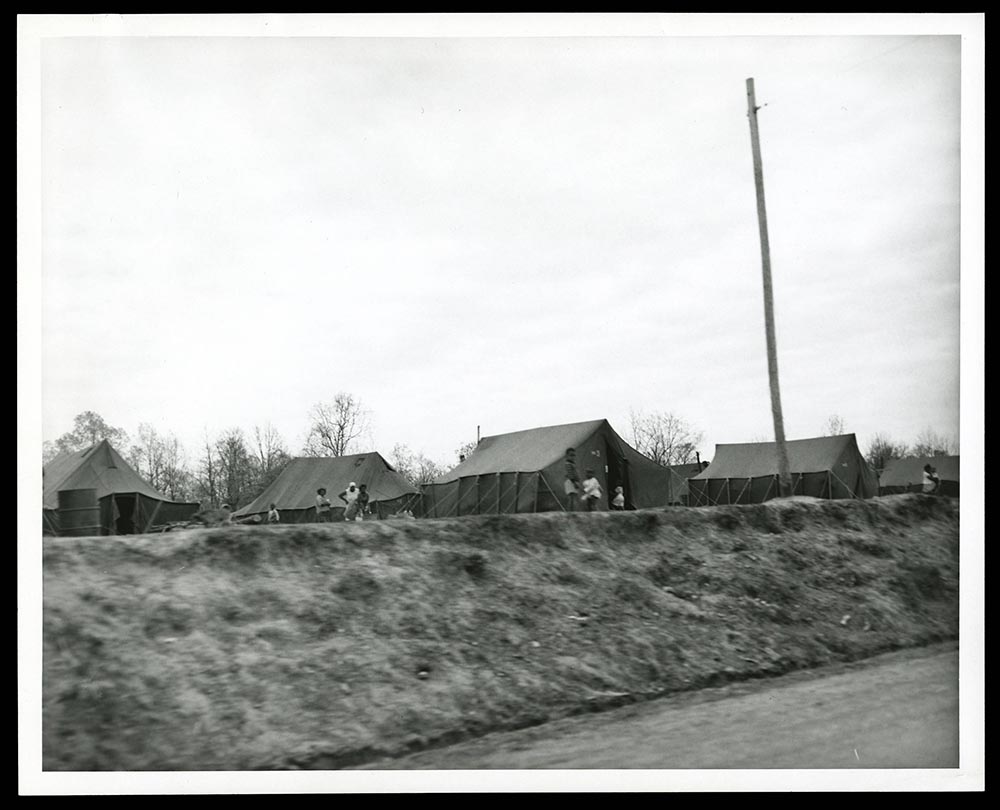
[42,395,474,509]
[821,414,959,474]
[42,406,957,506]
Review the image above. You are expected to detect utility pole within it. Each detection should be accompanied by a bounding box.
[746,77,792,497]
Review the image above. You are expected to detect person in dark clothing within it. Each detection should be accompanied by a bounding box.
[357,484,370,520]
[563,447,581,511]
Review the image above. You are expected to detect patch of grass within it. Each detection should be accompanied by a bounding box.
[433,549,490,580]
[838,533,893,558]
[713,510,742,531]
[331,568,382,601]
[744,506,783,534]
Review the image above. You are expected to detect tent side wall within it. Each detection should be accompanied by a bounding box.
[879,481,960,498]
[421,472,544,517]
[99,493,200,535]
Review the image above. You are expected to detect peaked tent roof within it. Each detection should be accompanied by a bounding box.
[692,434,866,480]
[234,452,419,516]
[424,418,686,514]
[43,440,171,509]
[879,455,960,488]
[433,420,610,482]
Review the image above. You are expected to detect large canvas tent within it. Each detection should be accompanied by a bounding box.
[42,440,199,535]
[687,433,878,506]
[420,419,686,517]
[878,455,959,497]
[233,453,421,523]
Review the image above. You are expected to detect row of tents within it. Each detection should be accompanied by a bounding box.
[41,420,959,535]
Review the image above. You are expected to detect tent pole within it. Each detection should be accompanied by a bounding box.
[537,474,563,513]
[761,475,775,504]
[144,499,164,533]
[734,478,751,504]
[829,468,855,499]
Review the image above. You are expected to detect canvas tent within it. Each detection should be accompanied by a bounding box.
[233,453,421,523]
[420,419,686,517]
[687,433,878,506]
[42,440,199,535]
[878,455,959,497]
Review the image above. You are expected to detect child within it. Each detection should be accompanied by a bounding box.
[611,486,625,510]
[315,488,332,522]
[267,503,280,523]
[356,484,370,520]
[581,469,602,512]
[922,464,941,494]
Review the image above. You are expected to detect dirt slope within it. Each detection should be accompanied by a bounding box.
[41,494,959,770]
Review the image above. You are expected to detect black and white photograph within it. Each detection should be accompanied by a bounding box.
[18,13,984,794]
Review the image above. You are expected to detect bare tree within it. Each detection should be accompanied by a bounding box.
[629,410,703,466]
[194,433,219,508]
[912,428,957,457]
[42,440,59,465]
[390,443,445,486]
[49,410,130,457]
[213,428,255,509]
[455,440,478,464]
[303,393,372,457]
[822,414,847,436]
[127,423,193,501]
[252,423,291,492]
[865,433,910,474]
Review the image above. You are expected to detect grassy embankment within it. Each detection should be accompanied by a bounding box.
[42,494,959,770]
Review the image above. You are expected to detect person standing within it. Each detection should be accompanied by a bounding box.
[564,448,581,511]
[922,464,941,494]
[267,503,280,524]
[581,469,603,512]
[611,486,625,511]
[340,482,361,521]
[356,484,370,521]
[315,488,332,522]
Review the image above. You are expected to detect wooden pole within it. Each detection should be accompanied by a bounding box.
[746,77,792,498]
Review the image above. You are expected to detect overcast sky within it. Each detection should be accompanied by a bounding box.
[28,16,979,467]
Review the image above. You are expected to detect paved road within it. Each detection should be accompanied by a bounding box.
[358,643,959,770]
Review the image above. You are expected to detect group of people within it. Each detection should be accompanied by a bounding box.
[312,482,371,523]
[562,447,626,512]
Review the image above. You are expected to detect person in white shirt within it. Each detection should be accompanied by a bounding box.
[340,482,361,521]
[611,486,625,510]
[922,464,941,494]
[581,469,602,512]
[267,503,280,523]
